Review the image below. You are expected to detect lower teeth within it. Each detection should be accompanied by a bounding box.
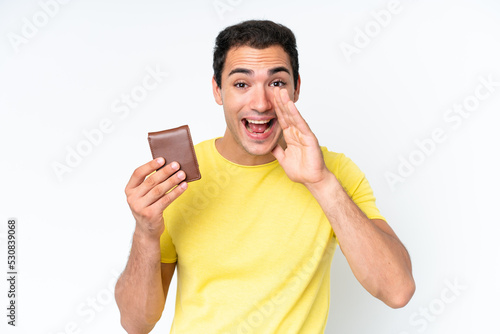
[246,120,273,134]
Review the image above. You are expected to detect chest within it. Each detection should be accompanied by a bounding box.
[167,173,334,275]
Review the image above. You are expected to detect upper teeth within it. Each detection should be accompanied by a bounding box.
[247,119,270,124]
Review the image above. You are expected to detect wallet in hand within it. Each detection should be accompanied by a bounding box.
[147,125,201,182]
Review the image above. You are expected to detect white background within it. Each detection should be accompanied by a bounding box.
[1,0,499,333]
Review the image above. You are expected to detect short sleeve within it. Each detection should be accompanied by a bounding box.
[323,148,386,222]
[160,210,178,263]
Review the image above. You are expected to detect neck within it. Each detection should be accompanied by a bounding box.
[215,130,286,166]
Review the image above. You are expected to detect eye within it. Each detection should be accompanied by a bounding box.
[271,80,286,87]
[234,82,248,88]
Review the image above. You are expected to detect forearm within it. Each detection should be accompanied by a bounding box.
[115,231,165,333]
[306,172,414,308]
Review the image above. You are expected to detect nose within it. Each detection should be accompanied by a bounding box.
[249,85,273,113]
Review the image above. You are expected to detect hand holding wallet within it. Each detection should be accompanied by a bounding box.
[147,125,201,182]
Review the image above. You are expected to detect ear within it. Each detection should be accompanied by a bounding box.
[293,74,301,103]
[212,76,223,105]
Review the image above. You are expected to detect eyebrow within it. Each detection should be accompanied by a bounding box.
[268,66,290,76]
[228,66,291,77]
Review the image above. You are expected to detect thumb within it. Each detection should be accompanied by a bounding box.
[271,144,285,163]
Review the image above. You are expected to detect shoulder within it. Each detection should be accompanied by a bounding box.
[194,138,215,152]
[320,146,362,176]
[320,146,367,195]
[193,138,217,162]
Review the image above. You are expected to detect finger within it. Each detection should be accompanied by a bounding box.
[280,90,313,135]
[279,87,291,104]
[126,158,166,192]
[143,169,187,207]
[150,180,188,213]
[136,161,181,198]
[273,87,289,129]
[278,88,295,128]
[279,89,299,124]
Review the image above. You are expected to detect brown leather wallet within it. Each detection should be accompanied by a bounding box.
[147,125,201,182]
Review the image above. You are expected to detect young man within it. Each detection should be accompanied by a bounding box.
[115,20,415,334]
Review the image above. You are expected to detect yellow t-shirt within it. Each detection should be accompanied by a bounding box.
[161,138,385,334]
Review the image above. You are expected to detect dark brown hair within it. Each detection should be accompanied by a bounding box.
[213,20,299,89]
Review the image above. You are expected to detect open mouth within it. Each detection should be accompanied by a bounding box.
[242,118,276,135]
